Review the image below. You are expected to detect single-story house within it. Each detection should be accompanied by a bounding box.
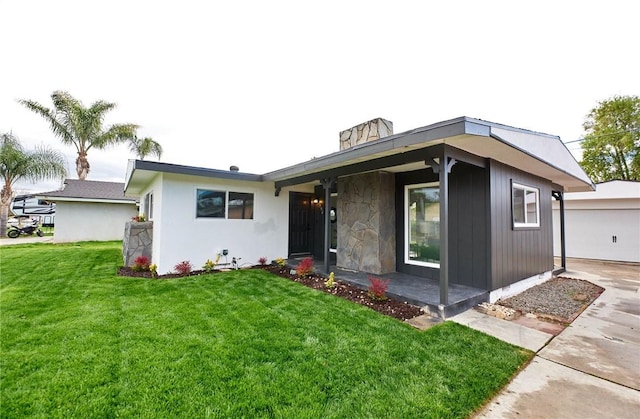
[553,180,640,263]
[38,179,138,243]
[124,116,594,317]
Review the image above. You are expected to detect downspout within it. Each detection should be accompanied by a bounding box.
[552,190,566,274]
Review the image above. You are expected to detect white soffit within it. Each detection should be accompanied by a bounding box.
[449,135,593,192]
[490,127,594,191]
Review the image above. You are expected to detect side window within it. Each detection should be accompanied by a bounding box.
[196,189,226,218]
[144,192,154,220]
[512,182,539,228]
[196,189,255,219]
[228,192,254,219]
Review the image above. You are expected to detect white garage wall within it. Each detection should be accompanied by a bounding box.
[54,201,138,243]
[148,173,313,274]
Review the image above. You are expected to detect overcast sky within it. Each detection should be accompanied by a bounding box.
[1,0,638,194]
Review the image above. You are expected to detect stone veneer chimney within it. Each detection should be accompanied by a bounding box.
[339,118,393,150]
[335,117,396,275]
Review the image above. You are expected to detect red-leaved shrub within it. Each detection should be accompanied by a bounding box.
[368,276,390,301]
[295,257,314,276]
[258,257,268,266]
[132,255,151,272]
[174,260,193,275]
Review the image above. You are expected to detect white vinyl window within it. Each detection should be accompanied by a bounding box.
[512,182,540,228]
[405,182,440,268]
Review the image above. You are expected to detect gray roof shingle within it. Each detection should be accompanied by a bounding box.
[39,179,138,202]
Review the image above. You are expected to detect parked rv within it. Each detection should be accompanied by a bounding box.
[11,195,55,227]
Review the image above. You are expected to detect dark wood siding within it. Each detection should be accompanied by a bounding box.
[488,160,554,290]
[448,163,488,289]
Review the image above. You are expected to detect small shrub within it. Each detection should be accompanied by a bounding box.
[174,260,193,275]
[368,276,390,301]
[275,257,286,268]
[202,259,215,272]
[295,257,314,276]
[325,272,336,289]
[132,255,151,272]
[149,263,157,278]
[258,257,268,266]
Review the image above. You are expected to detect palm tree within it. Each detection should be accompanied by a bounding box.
[0,133,67,237]
[129,136,163,160]
[19,91,138,180]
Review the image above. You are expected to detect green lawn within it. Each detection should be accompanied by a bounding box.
[1,242,532,418]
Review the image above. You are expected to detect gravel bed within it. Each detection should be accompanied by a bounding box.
[497,277,604,321]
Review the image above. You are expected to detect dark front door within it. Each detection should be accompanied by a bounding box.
[289,192,313,256]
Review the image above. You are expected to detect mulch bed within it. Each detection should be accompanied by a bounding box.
[117,265,424,321]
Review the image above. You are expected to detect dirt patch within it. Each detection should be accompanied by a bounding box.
[117,265,424,322]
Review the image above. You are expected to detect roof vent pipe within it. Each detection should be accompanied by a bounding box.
[229,165,239,172]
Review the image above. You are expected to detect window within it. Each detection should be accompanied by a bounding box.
[143,192,153,220]
[228,192,254,219]
[197,189,226,218]
[405,183,440,268]
[512,182,539,228]
[196,189,254,219]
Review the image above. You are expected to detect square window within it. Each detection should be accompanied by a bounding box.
[196,189,226,218]
[228,192,254,219]
[512,182,540,228]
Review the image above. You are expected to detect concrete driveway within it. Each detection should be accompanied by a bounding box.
[474,258,640,418]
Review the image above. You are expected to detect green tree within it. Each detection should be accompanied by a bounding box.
[580,95,640,182]
[19,91,138,180]
[0,133,67,237]
[128,136,163,160]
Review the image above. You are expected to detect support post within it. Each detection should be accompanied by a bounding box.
[321,178,334,274]
[439,155,450,306]
[553,191,567,273]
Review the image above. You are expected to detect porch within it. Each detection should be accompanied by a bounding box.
[288,258,489,319]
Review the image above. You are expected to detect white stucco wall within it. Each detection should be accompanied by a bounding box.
[53,201,138,243]
[144,173,312,274]
[553,181,640,263]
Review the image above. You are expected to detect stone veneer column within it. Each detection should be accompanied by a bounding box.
[337,172,396,274]
[122,221,153,266]
[339,118,393,150]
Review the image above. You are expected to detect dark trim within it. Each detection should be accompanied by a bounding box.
[131,160,263,182]
[321,178,334,273]
[274,145,445,189]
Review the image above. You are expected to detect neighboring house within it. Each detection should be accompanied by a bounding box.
[553,180,640,263]
[124,116,594,314]
[37,179,138,243]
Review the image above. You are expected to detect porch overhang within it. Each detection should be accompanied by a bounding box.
[263,116,595,193]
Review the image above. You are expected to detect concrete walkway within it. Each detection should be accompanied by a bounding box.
[453,259,640,418]
[0,236,53,246]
